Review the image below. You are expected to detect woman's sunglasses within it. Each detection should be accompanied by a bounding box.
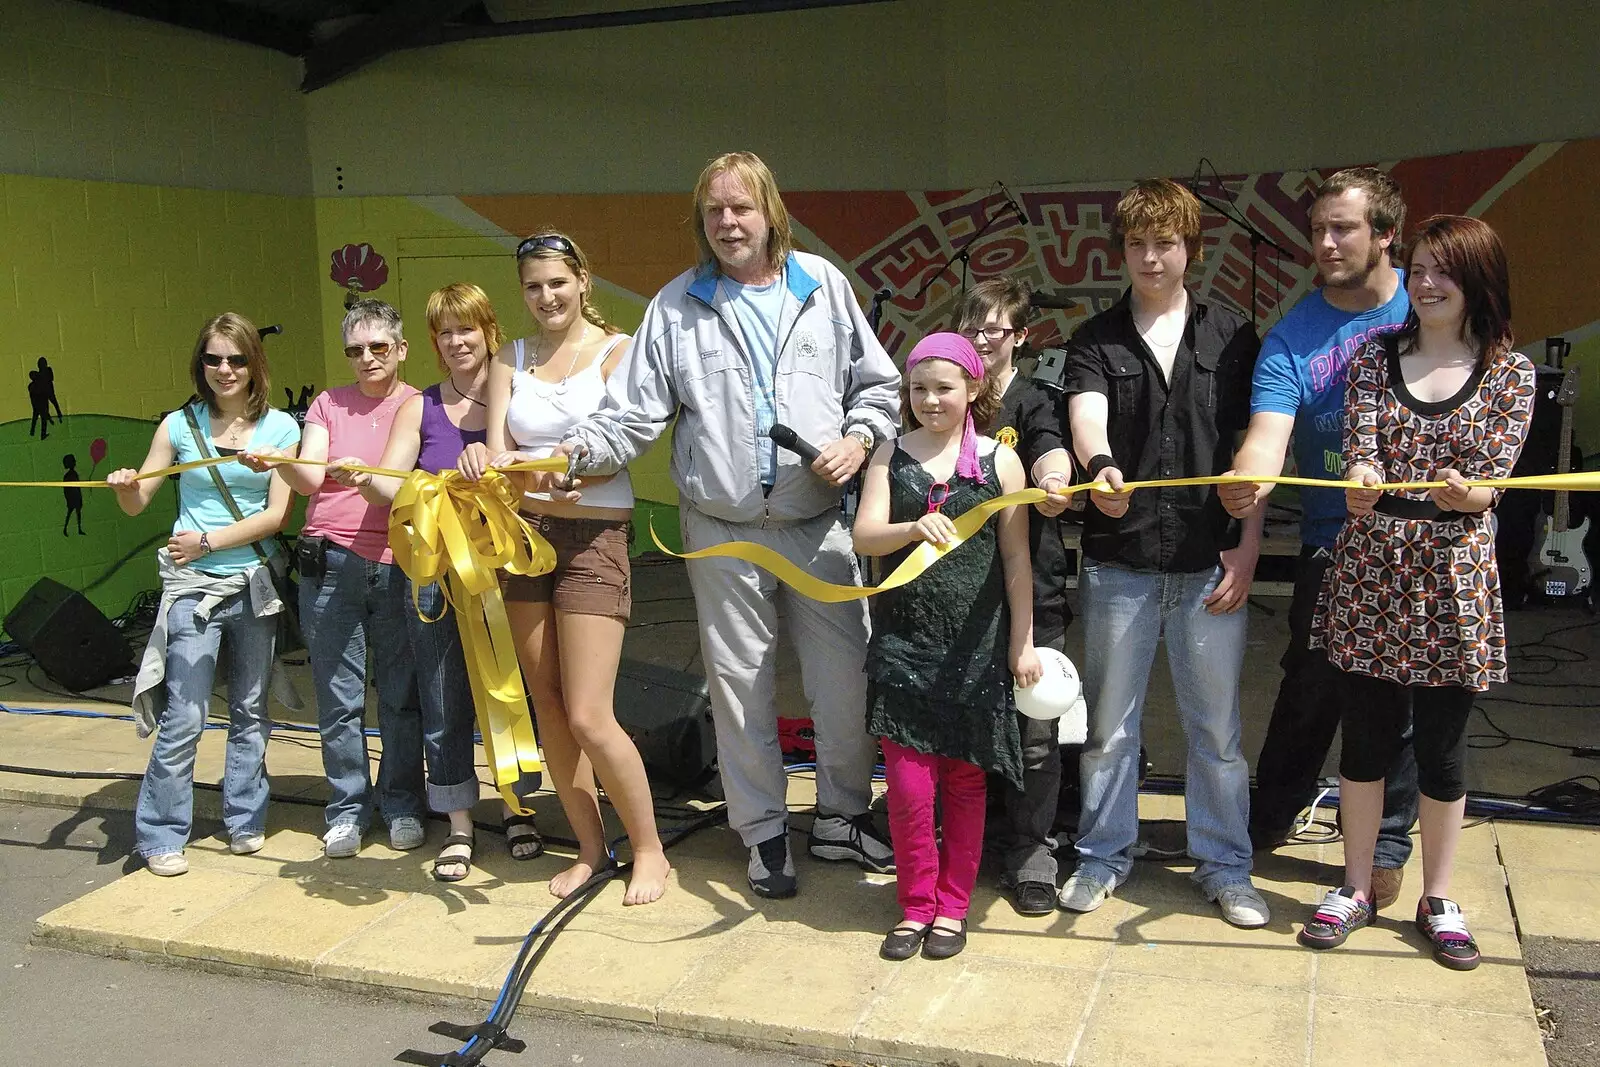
[516,233,576,259]
[343,341,395,360]
[201,353,249,369]
[926,482,951,515]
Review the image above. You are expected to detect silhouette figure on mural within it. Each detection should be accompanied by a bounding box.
[28,371,51,439]
[37,358,63,421]
[283,384,314,426]
[61,453,84,536]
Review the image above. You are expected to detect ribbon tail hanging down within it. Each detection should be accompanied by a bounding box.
[388,464,563,816]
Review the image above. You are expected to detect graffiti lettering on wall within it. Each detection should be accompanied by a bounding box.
[850,175,1318,357]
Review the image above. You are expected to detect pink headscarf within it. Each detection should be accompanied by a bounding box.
[906,331,987,484]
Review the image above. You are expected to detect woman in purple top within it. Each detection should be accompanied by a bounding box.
[332,283,535,882]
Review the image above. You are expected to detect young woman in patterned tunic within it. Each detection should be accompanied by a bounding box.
[1298,216,1534,969]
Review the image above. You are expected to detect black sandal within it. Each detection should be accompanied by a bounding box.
[432,832,475,883]
[503,814,544,861]
[880,923,928,961]
[922,919,968,960]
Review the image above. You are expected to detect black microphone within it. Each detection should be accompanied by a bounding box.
[769,423,821,466]
[997,180,1028,225]
[1029,290,1077,310]
[257,324,283,338]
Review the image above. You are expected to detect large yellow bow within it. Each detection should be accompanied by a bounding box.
[387,463,565,815]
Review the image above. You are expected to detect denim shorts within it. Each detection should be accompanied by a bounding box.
[502,513,632,619]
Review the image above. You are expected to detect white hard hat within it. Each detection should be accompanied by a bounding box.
[1014,645,1082,723]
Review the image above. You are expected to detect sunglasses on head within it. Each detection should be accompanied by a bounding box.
[926,482,951,515]
[343,341,395,360]
[516,233,576,259]
[201,353,249,369]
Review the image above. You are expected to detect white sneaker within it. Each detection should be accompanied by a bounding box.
[229,831,266,855]
[1214,882,1271,928]
[323,822,362,858]
[388,816,425,852]
[1057,869,1117,912]
[146,852,188,877]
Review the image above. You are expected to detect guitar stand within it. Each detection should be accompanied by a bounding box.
[396,1020,526,1066]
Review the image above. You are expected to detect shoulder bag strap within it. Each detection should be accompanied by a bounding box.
[181,404,274,570]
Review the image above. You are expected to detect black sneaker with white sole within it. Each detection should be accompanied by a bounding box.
[748,830,798,898]
[807,812,896,874]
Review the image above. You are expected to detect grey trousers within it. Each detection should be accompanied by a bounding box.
[681,505,876,846]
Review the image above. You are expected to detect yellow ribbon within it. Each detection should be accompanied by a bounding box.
[385,460,568,816]
[652,488,1047,602]
[651,470,1600,603]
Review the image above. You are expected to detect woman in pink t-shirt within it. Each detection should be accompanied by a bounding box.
[244,299,425,860]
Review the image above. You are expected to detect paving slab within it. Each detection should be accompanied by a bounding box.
[1310,993,1548,1067]
[6,707,1583,1067]
[855,956,1095,1067]
[1073,971,1310,1067]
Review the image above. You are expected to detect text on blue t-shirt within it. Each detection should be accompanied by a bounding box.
[1249,269,1409,548]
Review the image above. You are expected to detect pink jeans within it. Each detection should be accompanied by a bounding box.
[882,737,988,924]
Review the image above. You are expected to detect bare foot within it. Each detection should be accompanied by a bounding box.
[548,856,603,899]
[623,849,671,906]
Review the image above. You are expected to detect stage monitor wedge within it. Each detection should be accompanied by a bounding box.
[3,578,132,692]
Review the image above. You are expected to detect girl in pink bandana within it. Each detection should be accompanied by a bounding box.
[853,331,1042,962]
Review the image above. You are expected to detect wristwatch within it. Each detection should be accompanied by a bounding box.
[846,427,875,453]
[198,533,212,555]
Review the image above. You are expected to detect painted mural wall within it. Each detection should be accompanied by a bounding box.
[6,134,1596,621]
[0,0,1596,622]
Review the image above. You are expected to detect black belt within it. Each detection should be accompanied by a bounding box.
[1374,496,1463,522]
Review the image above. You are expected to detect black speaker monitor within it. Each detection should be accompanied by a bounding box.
[3,578,132,691]
[613,658,717,790]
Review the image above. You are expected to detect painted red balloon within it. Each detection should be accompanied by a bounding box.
[90,438,107,464]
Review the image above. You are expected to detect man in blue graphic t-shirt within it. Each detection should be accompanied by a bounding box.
[1220,168,1418,912]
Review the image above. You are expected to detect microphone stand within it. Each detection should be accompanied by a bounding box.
[1188,166,1296,329]
[911,195,1026,307]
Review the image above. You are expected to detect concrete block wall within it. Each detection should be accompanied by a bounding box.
[0,0,310,194]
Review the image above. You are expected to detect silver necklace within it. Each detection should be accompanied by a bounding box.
[529,324,590,398]
[364,386,407,430]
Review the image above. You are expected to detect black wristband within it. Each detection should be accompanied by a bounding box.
[1086,454,1116,479]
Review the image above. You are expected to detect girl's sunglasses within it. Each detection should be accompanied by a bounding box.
[201,353,249,369]
[516,233,576,259]
[926,482,951,514]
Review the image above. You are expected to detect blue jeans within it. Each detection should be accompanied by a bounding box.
[301,543,425,831]
[406,579,480,812]
[135,590,277,858]
[1075,562,1254,896]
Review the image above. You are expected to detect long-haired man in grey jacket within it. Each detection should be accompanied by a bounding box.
[562,151,901,899]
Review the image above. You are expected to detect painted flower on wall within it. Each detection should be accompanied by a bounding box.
[329,243,389,308]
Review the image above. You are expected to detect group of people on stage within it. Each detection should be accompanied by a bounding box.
[109,151,1530,972]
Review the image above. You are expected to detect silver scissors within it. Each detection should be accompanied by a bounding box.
[554,444,587,492]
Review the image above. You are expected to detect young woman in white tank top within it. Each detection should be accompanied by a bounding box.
[458,231,669,906]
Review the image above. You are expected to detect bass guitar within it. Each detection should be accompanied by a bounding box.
[1532,361,1592,598]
